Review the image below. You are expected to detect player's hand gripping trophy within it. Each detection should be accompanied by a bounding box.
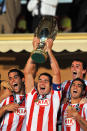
[31,16,58,63]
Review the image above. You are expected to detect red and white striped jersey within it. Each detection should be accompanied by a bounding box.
[0,95,26,131]
[61,80,87,99]
[22,87,61,131]
[61,103,87,131]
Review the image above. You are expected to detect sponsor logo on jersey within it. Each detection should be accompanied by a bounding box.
[15,107,26,116]
[64,117,75,126]
[36,98,50,106]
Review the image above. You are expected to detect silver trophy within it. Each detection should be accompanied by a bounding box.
[31,16,58,63]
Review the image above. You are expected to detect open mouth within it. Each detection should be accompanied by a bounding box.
[40,87,45,90]
[13,83,18,88]
[73,72,77,75]
[73,90,77,94]
[73,71,77,78]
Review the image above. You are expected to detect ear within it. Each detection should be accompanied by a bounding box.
[82,90,86,97]
[22,77,25,83]
[82,69,86,75]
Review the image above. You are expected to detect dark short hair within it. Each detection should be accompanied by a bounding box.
[38,72,52,86]
[72,59,86,70]
[70,78,86,91]
[8,68,24,79]
[72,59,87,78]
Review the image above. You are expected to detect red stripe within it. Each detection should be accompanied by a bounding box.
[16,96,25,131]
[16,116,25,131]
[61,104,68,131]
[83,108,86,120]
[62,104,68,117]
[66,126,71,131]
[2,99,6,106]
[80,104,86,120]
[7,113,14,131]
[61,124,64,131]
[62,104,70,131]
[58,91,61,100]
[76,121,80,131]
[31,88,36,95]
[62,80,71,99]
[27,93,37,131]
[7,96,14,131]
[37,106,45,131]
[76,104,84,131]
[0,99,6,130]
[48,94,53,131]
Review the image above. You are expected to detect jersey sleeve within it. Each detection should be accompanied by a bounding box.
[82,103,87,120]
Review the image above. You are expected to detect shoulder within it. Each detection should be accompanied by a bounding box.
[26,88,37,98]
[83,103,87,109]
[61,80,72,89]
[61,80,71,85]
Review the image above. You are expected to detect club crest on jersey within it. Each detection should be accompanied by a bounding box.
[64,117,75,126]
[15,107,26,116]
[36,98,50,106]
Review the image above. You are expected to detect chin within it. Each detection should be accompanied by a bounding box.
[14,90,20,94]
[39,92,44,95]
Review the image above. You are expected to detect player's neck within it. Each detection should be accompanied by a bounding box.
[71,97,81,104]
[17,87,25,95]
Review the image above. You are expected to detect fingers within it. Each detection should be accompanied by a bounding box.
[33,37,40,50]
[6,103,19,112]
[45,38,53,51]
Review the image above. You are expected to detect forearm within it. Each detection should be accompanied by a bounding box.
[0,93,9,103]
[48,49,61,84]
[76,114,87,130]
[24,56,36,75]
[0,105,7,118]
[0,95,5,103]
[24,56,35,93]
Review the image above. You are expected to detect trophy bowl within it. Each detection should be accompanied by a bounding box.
[31,16,58,63]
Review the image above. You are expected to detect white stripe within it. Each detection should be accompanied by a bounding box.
[11,114,19,131]
[26,93,35,130]
[53,91,61,131]
[1,98,10,131]
[30,103,40,131]
[42,94,51,131]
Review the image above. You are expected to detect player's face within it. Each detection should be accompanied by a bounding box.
[71,61,85,79]
[70,80,83,99]
[37,75,51,95]
[8,72,23,94]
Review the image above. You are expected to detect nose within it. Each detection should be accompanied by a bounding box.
[40,80,45,84]
[72,66,76,70]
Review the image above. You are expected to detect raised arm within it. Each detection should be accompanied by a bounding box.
[24,37,39,94]
[45,39,61,84]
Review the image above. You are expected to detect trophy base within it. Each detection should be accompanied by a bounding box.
[31,49,48,63]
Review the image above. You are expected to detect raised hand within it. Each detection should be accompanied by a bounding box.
[44,38,53,52]
[33,37,40,50]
